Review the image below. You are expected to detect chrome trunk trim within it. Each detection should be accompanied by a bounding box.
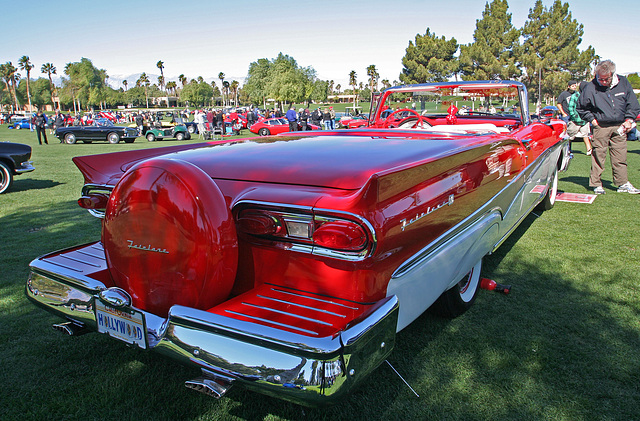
[26,242,399,406]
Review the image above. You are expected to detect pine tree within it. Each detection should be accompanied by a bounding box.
[399,28,458,84]
[520,0,596,106]
[459,0,521,81]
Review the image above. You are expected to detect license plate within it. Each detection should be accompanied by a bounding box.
[95,300,147,349]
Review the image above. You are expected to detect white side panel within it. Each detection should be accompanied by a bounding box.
[388,212,501,331]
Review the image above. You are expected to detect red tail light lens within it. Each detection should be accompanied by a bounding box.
[237,211,282,236]
[78,193,109,210]
[314,220,367,251]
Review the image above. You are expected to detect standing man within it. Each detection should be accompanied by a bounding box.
[577,59,640,194]
[328,106,336,129]
[299,108,309,131]
[134,113,144,136]
[557,80,578,122]
[285,105,298,132]
[52,109,65,138]
[34,110,48,145]
[311,107,322,127]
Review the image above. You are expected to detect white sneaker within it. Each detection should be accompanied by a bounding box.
[617,182,640,194]
[594,186,606,195]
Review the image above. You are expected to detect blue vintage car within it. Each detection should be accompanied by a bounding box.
[8,118,31,130]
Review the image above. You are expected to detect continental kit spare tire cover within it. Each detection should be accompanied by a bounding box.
[103,157,238,316]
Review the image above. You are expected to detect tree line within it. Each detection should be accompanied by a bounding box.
[400,0,600,107]
[1,0,636,113]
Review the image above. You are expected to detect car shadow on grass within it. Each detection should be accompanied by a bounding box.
[7,178,63,193]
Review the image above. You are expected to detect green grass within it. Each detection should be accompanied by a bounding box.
[1,126,639,420]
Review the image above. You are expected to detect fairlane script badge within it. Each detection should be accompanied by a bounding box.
[400,194,455,231]
[127,240,169,254]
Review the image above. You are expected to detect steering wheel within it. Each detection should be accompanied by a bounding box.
[382,108,430,129]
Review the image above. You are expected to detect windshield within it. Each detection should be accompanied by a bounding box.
[94,119,114,127]
[369,82,527,131]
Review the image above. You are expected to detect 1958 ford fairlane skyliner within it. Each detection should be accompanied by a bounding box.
[26,81,570,406]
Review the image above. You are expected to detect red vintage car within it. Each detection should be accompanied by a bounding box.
[249,117,319,135]
[339,114,369,129]
[26,81,570,406]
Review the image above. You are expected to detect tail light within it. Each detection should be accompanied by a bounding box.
[236,207,374,260]
[78,184,114,218]
[78,193,109,210]
[313,220,367,251]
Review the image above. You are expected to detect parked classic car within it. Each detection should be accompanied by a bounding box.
[8,118,32,130]
[0,141,35,194]
[144,121,191,141]
[56,119,138,144]
[249,117,320,135]
[27,81,570,406]
[339,114,369,129]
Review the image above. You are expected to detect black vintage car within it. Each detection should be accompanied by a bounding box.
[0,141,35,194]
[56,119,138,144]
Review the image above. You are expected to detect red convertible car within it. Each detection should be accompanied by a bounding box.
[249,117,320,135]
[27,81,570,406]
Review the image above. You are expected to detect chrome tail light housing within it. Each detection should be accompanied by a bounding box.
[235,202,376,261]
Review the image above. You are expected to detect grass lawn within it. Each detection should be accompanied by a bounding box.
[1,125,639,420]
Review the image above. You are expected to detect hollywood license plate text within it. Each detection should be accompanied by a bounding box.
[95,301,147,349]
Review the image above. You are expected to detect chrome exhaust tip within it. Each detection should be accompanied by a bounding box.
[52,322,89,336]
[185,370,233,399]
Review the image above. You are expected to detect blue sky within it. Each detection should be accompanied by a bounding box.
[1,0,638,88]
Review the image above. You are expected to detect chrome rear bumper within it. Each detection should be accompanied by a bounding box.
[26,242,398,406]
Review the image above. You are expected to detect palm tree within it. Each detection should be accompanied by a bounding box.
[230,80,239,106]
[18,56,33,113]
[329,80,334,94]
[366,64,379,104]
[1,62,20,112]
[166,81,177,96]
[335,84,341,94]
[210,81,217,105]
[218,72,225,106]
[41,63,58,110]
[349,70,357,107]
[156,60,165,92]
[178,74,187,88]
[223,81,230,107]
[122,79,128,91]
[63,63,79,114]
[137,72,150,109]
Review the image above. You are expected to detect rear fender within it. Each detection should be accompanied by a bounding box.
[388,210,501,331]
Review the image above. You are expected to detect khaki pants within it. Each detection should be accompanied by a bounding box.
[590,125,628,187]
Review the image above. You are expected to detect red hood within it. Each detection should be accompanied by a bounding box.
[73,132,481,190]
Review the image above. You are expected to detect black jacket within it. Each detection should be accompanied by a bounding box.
[34,113,47,128]
[577,75,640,125]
